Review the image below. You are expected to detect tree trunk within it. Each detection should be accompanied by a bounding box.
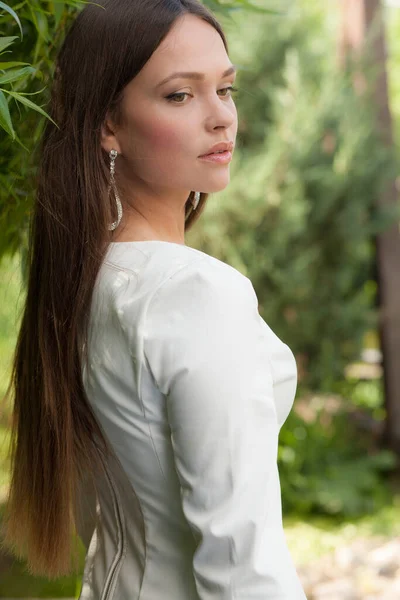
[338,0,400,454]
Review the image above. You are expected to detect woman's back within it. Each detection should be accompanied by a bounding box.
[79,241,306,599]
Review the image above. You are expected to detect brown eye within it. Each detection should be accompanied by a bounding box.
[166,92,190,103]
[218,86,238,97]
[166,86,238,104]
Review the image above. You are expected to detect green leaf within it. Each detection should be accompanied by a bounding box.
[28,7,50,42]
[12,130,29,151]
[0,61,30,69]
[35,10,50,41]
[0,89,15,138]
[53,1,65,29]
[0,36,18,54]
[0,1,23,38]
[238,0,280,14]
[4,85,46,96]
[203,0,280,14]
[2,89,58,127]
[0,66,35,85]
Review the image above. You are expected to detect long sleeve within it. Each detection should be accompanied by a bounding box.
[142,257,307,599]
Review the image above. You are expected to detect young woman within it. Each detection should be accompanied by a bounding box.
[3,0,307,598]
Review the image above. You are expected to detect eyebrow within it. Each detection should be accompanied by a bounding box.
[156,64,238,88]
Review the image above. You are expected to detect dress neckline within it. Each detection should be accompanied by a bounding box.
[109,240,186,247]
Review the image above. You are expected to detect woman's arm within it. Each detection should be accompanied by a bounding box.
[143,258,307,599]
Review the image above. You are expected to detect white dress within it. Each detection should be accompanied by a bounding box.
[79,240,307,600]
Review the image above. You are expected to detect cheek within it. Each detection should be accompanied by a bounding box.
[133,113,188,155]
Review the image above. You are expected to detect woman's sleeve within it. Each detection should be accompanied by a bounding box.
[143,258,307,599]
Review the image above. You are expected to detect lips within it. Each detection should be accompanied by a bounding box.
[199,141,234,157]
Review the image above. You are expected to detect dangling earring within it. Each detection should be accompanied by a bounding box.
[108,149,123,231]
[192,191,201,210]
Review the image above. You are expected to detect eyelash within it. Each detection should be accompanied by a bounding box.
[166,86,239,104]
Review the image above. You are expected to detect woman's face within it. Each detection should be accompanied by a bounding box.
[101,13,238,203]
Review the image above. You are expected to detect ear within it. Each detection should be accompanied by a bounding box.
[100,113,122,155]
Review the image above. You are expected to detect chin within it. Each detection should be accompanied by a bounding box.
[200,175,232,194]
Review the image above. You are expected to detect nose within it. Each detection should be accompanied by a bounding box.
[204,95,237,132]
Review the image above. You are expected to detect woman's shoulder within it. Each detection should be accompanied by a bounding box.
[103,240,252,294]
[96,241,258,325]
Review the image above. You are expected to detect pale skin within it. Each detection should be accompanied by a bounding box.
[100,13,238,245]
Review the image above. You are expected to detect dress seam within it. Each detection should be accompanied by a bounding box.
[104,260,141,277]
[137,255,209,484]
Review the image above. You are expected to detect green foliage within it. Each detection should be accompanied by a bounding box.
[0,6,56,143]
[0,0,81,258]
[386,4,400,152]
[203,0,279,17]
[0,557,78,598]
[0,254,25,404]
[279,405,397,517]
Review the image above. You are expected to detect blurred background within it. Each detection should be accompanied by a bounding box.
[1,0,400,598]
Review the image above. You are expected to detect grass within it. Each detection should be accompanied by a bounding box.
[0,497,83,599]
[0,561,80,599]
[284,491,400,565]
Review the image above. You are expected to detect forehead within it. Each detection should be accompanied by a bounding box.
[135,14,228,84]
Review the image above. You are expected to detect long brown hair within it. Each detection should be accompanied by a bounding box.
[1,0,228,578]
